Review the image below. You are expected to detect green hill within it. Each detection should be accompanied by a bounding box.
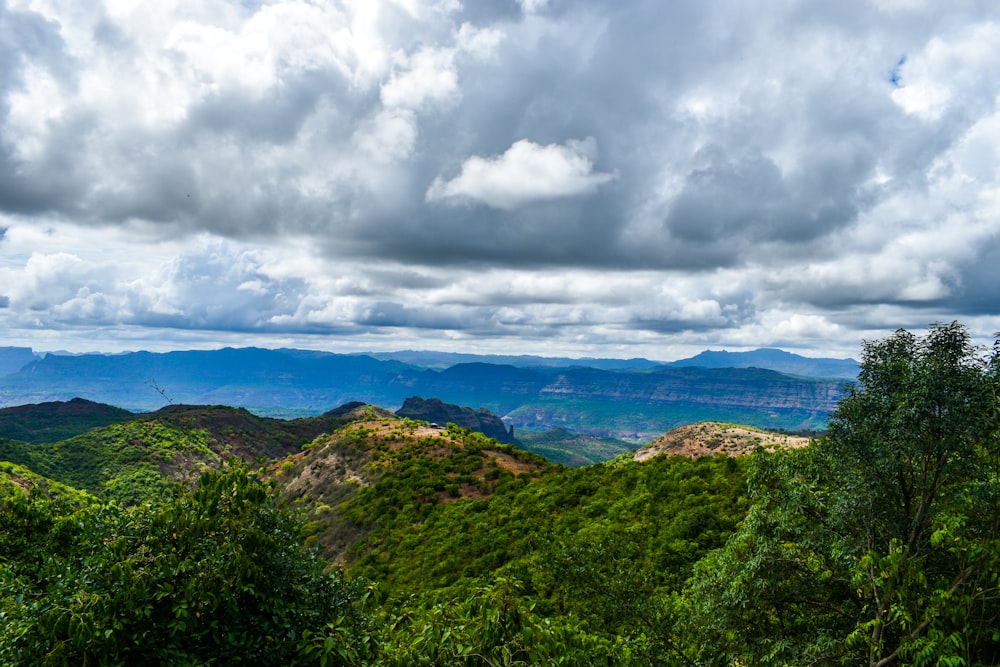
[0,403,364,504]
[516,427,634,466]
[273,409,555,562]
[0,397,135,444]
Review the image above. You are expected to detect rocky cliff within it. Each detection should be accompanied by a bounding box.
[395,396,518,445]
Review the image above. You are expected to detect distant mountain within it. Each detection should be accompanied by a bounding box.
[395,396,517,444]
[668,348,858,379]
[365,350,663,370]
[0,346,849,443]
[1,347,421,414]
[0,346,38,378]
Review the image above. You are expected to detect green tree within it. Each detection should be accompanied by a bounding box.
[682,322,1000,665]
[372,575,626,666]
[0,462,371,666]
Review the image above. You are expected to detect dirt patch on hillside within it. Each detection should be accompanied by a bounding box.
[635,422,811,461]
[485,450,536,475]
[281,448,368,497]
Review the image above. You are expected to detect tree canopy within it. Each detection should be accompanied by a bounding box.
[682,322,1000,665]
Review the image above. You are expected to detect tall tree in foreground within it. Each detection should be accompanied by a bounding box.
[682,322,1000,665]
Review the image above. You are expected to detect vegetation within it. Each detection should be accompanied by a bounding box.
[0,404,360,505]
[0,397,134,444]
[1,462,369,665]
[1,322,997,664]
[679,322,1000,664]
[516,427,634,466]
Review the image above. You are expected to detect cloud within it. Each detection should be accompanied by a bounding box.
[2,1,1000,358]
[426,138,614,209]
[891,22,1000,120]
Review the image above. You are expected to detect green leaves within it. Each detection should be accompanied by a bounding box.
[681,322,1000,665]
[0,462,372,666]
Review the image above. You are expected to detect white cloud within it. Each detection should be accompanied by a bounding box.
[518,0,549,14]
[380,47,460,110]
[891,22,1000,119]
[426,138,615,209]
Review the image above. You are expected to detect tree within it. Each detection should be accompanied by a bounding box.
[824,322,1000,665]
[681,322,1000,665]
[0,462,372,666]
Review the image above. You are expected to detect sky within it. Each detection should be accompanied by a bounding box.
[1,0,999,361]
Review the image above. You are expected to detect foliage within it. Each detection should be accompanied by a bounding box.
[373,575,629,666]
[516,427,634,466]
[281,419,557,561]
[0,404,355,505]
[0,398,135,444]
[348,449,748,661]
[0,462,371,666]
[680,322,1000,665]
[0,420,213,503]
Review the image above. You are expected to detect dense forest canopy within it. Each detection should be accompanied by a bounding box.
[1,322,997,665]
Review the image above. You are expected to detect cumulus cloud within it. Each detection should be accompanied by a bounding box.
[426,138,614,209]
[1,1,1000,357]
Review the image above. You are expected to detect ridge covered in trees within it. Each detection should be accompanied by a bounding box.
[1,322,997,665]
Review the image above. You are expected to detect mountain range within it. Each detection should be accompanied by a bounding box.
[0,345,855,441]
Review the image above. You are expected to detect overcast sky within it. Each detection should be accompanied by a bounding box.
[2,0,999,360]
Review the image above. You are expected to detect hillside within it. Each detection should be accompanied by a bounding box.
[634,421,812,460]
[273,410,554,562]
[0,397,135,443]
[0,403,365,504]
[0,403,746,665]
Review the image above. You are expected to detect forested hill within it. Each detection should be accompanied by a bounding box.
[0,346,849,437]
[0,397,134,443]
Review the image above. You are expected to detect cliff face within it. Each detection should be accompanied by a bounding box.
[0,347,38,377]
[395,396,517,445]
[537,367,843,410]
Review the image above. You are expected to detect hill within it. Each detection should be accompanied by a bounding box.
[273,411,554,562]
[0,403,364,504]
[634,421,812,460]
[0,397,135,443]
